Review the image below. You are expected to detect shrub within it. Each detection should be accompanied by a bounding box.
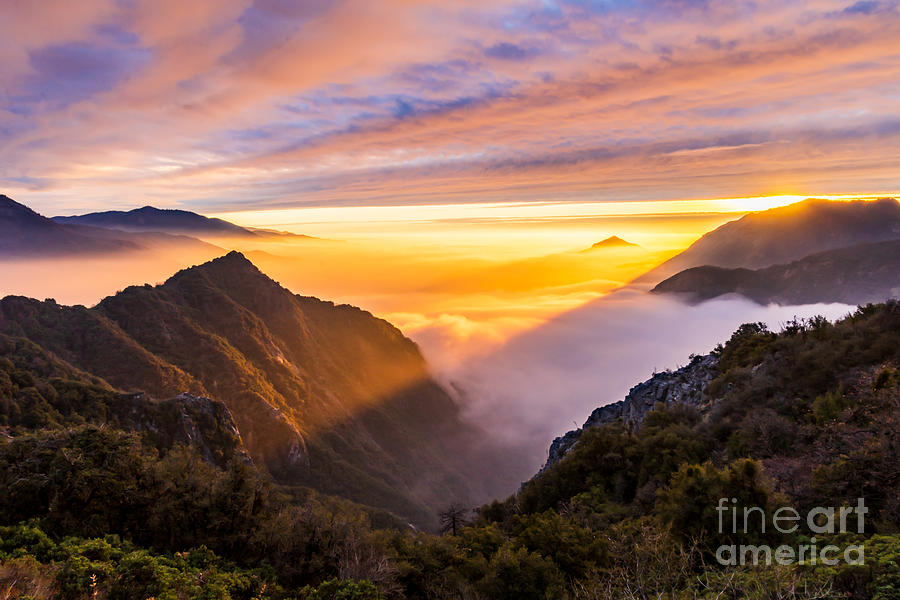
[299,578,384,600]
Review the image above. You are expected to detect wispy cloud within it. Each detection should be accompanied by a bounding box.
[1,0,899,213]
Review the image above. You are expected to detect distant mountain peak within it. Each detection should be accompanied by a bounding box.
[0,194,44,220]
[1,193,147,255]
[584,236,639,251]
[53,204,250,235]
[53,204,313,240]
[131,205,206,218]
[637,197,900,284]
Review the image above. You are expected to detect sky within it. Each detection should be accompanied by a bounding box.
[2,0,900,218]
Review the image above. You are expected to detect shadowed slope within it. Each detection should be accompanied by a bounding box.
[652,239,900,305]
[1,195,222,258]
[0,195,137,256]
[0,333,245,466]
[53,205,312,239]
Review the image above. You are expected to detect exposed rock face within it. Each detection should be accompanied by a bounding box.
[114,392,249,467]
[0,331,248,468]
[543,353,718,470]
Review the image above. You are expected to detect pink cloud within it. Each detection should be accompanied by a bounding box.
[1,0,899,213]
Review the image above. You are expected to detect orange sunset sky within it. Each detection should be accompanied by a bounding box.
[2,0,899,218]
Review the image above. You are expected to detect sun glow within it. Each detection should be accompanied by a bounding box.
[207,194,895,259]
[213,194,893,233]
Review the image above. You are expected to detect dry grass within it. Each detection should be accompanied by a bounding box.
[0,558,57,600]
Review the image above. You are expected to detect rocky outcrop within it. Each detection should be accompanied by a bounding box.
[0,332,250,467]
[542,353,718,470]
[113,392,250,467]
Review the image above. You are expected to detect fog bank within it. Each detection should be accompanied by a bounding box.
[417,289,855,475]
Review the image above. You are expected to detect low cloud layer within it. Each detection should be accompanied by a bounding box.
[421,289,855,475]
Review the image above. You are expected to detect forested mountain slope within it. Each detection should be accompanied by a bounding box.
[1,302,899,598]
[0,252,509,528]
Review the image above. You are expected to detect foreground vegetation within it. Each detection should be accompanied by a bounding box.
[1,301,899,598]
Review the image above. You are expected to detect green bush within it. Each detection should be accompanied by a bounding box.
[299,578,385,600]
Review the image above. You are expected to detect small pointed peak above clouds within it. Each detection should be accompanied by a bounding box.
[584,236,640,251]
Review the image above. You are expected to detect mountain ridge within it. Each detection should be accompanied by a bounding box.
[0,331,246,465]
[1,194,139,256]
[53,205,313,240]
[638,197,900,283]
[651,238,900,305]
[1,194,221,257]
[0,251,512,527]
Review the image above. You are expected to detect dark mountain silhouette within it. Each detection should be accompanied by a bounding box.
[0,194,139,256]
[582,235,639,251]
[1,195,221,257]
[639,197,900,283]
[651,239,900,305]
[0,252,512,527]
[54,205,313,239]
